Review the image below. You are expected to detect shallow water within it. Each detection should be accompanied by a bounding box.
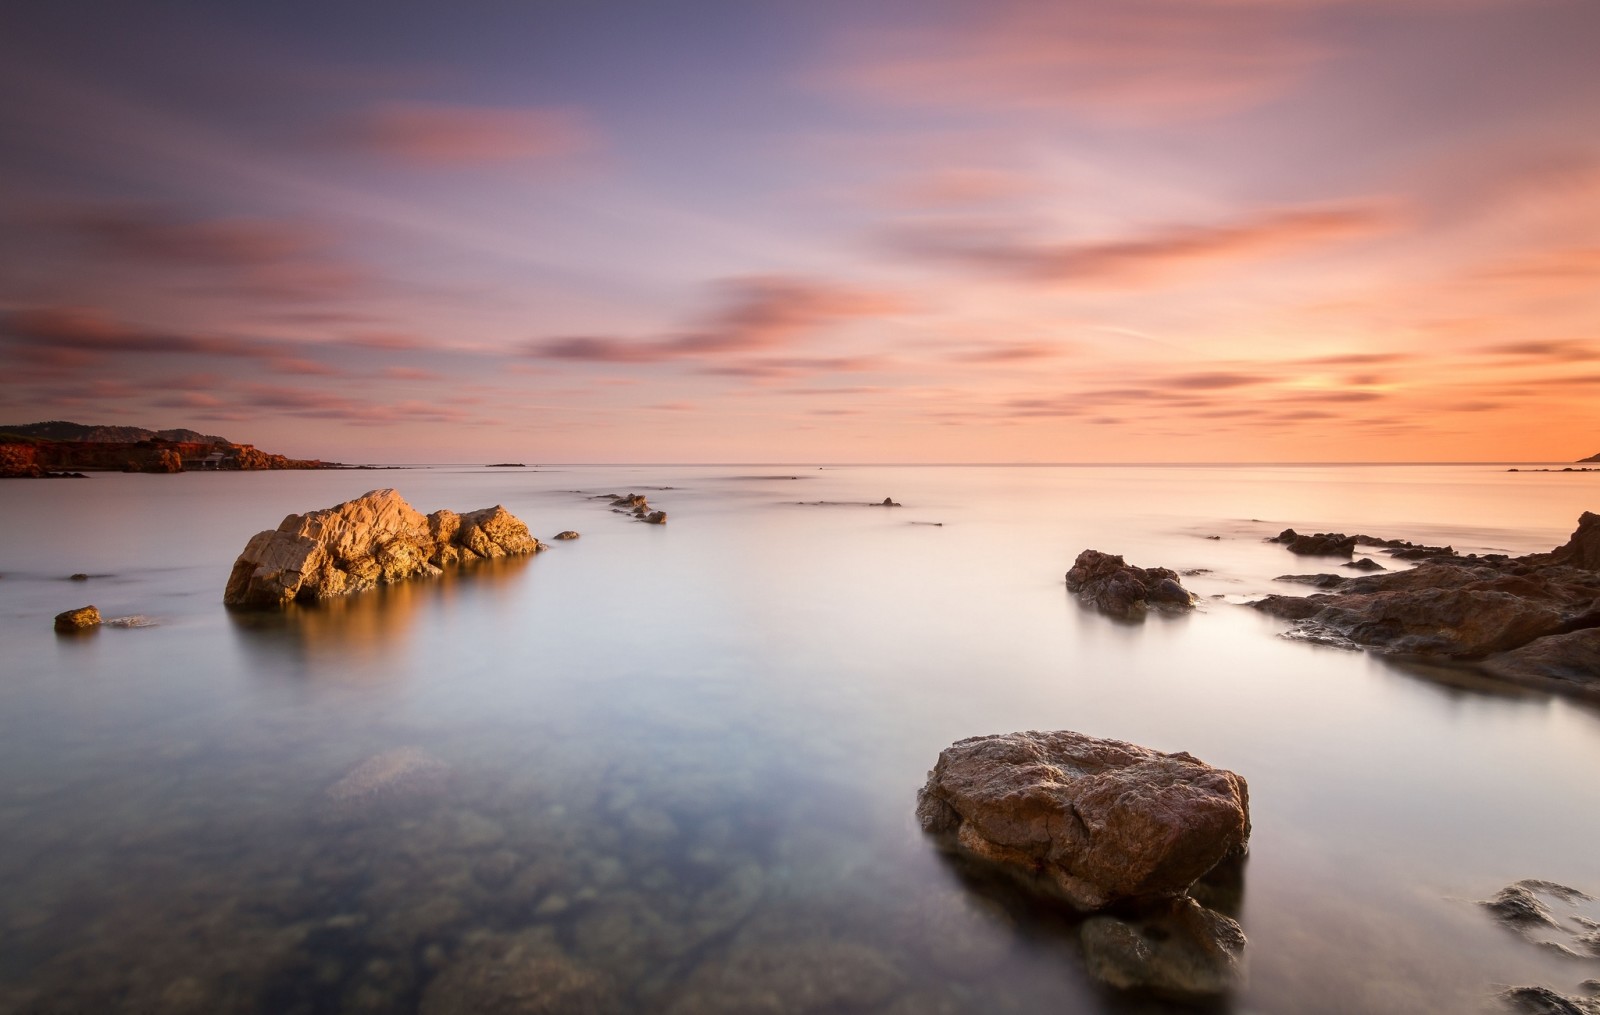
[1,464,1597,1013]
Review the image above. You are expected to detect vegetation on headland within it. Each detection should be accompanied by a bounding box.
[0,420,339,477]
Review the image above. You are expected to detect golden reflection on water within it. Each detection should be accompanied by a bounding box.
[226,555,534,677]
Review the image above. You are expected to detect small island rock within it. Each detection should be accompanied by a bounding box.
[53,605,101,632]
[1066,550,1195,620]
[553,530,580,540]
[224,489,544,608]
[1268,528,1356,557]
[916,730,1249,911]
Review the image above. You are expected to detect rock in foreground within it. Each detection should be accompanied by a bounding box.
[1250,512,1600,697]
[1065,550,1194,620]
[224,489,544,608]
[916,731,1249,911]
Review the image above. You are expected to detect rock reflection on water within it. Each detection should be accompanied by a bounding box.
[226,556,533,675]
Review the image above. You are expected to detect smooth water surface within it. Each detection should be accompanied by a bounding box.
[1,465,1597,1013]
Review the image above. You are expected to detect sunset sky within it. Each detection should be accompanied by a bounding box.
[1,0,1597,463]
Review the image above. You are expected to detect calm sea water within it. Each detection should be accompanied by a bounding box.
[1,464,1596,1014]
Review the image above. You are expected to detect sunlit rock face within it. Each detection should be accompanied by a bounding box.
[916,730,1249,911]
[223,489,544,608]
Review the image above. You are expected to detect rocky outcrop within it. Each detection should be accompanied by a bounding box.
[1250,513,1600,697]
[916,731,1249,911]
[1268,528,1356,557]
[53,605,101,632]
[607,493,668,525]
[224,489,544,608]
[1499,985,1600,1015]
[1580,453,1600,464]
[1065,550,1194,619]
[1481,880,1600,961]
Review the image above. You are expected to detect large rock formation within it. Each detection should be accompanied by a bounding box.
[224,489,544,608]
[916,731,1249,911]
[1065,550,1194,620]
[1250,512,1600,697]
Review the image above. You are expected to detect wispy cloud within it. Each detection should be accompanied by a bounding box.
[321,102,593,167]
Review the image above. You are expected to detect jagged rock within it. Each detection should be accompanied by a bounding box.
[1499,986,1600,1015]
[916,730,1249,911]
[1268,528,1356,557]
[1481,880,1600,959]
[643,511,666,525]
[1065,550,1194,620]
[1344,558,1387,571]
[224,489,544,608]
[1080,896,1247,996]
[554,531,580,540]
[881,497,901,507]
[1546,511,1600,569]
[53,605,100,632]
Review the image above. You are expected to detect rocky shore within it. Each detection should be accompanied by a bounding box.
[1251,512,1600,699]
[1,420,337,476]
[224,489,544,608]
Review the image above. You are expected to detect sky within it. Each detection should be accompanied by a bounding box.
[0,0,1597,463]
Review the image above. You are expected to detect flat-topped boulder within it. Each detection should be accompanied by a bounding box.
[916,730,1249,911]
[1065,550,1194,620]
[224,489,544,608]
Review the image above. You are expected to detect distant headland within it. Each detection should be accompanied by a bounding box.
[0,421,340,477]
[1580,452,1600,463]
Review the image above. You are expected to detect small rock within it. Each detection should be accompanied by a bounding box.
[105,615,156,628]
[53,605,101,633]
[69,573,89,581]
[1066,550,1195,620]
[881,497,901,507]
[1080,896,1247,997]
[643,511,667,525]
[554,531,580,540]
[1343,558,1386,571]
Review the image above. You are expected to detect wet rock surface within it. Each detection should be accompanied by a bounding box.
[1065,549,1195,620]
[1482,880,1600,960]
[1250,512,1600,698]
[1079,895,1247,997]
[1500,985,1600,1014]
[224,489,544,608]
[53,604,101,632]
[600,493,668,525]
[916,730,1249,911]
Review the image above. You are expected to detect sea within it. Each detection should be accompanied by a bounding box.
[1,463,1596,1014]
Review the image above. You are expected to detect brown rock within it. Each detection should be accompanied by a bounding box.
[224,489,544,608]
[1080,895,1247,996]
[419,929,619,1015]
[643,511,667,525]
[916,730,1249,910]
[1481,630,1600,694]
[554,531,580,540]
[1065,549,1194,620]
[1268,528,1356,557]
[53,605,101,632]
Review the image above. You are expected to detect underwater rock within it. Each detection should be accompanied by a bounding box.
[53,605,100,632]
[1079,895,1247,997]
[419,928,620,1015]
[916,730,1249,911]
[1065,550,1195,620]
[224,489,544,608]
[663,936,904,1015]
[326,748,451,818]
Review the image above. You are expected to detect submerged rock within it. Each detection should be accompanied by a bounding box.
[1080,896,1247,997]
[663,937,904,1015]
[1065,550,1195,620]
[224,489,544,608]
[1482,880,1600,959]
[916,730,1249,911]
[419,929,620,1015]
[326,748,451,818]
[1249,512,1600,697]
[53,605,100,632]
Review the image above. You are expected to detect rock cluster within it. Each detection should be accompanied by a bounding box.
[605,494,667,525]
[1251,512,1600,697]
[224,489,544,609]
[916,730,1250,996]
[1065,549,1195,619]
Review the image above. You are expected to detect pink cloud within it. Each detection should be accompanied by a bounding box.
[324,102,593,166]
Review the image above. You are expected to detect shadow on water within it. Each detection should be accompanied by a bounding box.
[226,556,534,675]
